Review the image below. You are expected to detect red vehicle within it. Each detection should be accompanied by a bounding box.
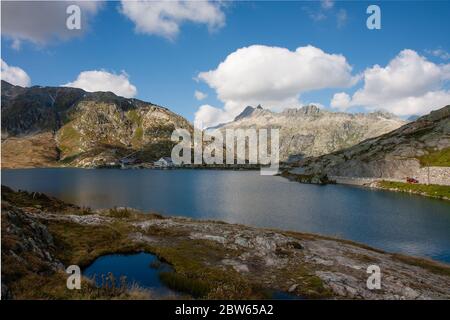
[406,177,419,184]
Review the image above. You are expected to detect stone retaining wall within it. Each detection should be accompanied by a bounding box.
[414,167,450,186]
[330,166,450,186]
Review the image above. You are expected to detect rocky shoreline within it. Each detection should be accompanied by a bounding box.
[280,170,450,201]
[2,186,450,300]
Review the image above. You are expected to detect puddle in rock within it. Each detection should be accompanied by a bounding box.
[83,252,177,297]
[271,291,304,300]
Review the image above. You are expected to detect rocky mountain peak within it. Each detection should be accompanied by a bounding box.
[301,104,321,115]
[234,105,256,121]
[368,110,399,120]
[216,103,407,161]
[280,105,322,117]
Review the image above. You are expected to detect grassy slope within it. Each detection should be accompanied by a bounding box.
[377,181,450,200]
[1,132,59,169]
[418,147,450,167]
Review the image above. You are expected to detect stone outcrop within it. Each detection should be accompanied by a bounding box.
[1,199,64,299]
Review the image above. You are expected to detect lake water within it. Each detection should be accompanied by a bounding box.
[2,168,450,263]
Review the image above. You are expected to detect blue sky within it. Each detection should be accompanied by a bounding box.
[2,1,450,127]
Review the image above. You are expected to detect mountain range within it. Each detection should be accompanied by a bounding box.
[1,80,192,168]
[2,80,448,175]
[213,104,406,161]
[289,105,450,180]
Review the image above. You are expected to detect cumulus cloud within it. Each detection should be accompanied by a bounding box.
[194,104,232,129]
[194,90,207,101]
[1,1,102,47]
[1,59,31,87]
[195,44,356,128]
[330,92,351,111]
[63,70,137,98]
[120,0,225,40]
[331,50,450,115]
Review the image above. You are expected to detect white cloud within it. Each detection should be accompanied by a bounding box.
[426,48,450,60]
[384,91,450,116]
[330,92,351,111]
[63,70,137,98]
[194,104,232,129]
[308,11,327,22]
[11,39,22,51]
[194,90,207,101]
[321,0,334,10]
[1,59,31,87]
[304,1,346,27]
[336,9,347,28]
[120,0,225,40]
[1,1,102,47]
[331,49,450,115]
[195,44,356,127]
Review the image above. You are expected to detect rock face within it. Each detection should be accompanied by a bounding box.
[212,104,406,161]
[1,195,64,299]
[292,105,450,180]
[1,80,192,168]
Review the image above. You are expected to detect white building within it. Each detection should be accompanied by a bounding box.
[154,157,174,168]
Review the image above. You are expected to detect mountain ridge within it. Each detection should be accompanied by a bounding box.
[289,105,450,181]
[211,104,407,161]
[1,80,193,168]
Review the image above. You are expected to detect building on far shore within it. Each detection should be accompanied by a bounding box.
[154,157,174,168]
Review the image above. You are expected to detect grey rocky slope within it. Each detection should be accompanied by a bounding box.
[212,104,406,161]
[1,81,192,168]
[290,105,450,179]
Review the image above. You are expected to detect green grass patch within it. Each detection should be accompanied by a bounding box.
[108,207,132,219]
[131,126,144,146]
[57,123,82,158]
[418,147,450,167]
[149,240,263,299]
[270,263,333,299]
[47,220,141,267]
[126,109,142,124]
[391,254,450,277]
[159,271,210,298]
[377,181,450,200]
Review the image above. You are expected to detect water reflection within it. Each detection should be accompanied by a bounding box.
[2,168,450,263]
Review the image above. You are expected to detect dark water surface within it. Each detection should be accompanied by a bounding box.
[3,168,450,263]
[83,252,175,296]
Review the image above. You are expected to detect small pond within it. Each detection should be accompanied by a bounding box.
[83,252,303,299]
[83,252,176,297]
